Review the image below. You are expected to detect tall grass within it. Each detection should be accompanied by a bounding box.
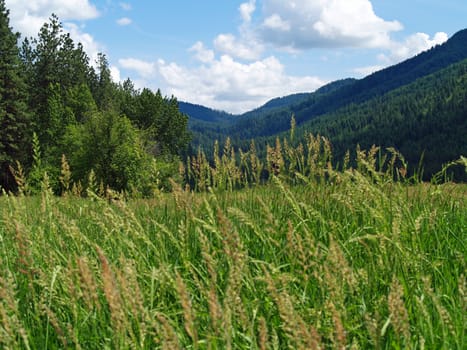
[0,136,465,349]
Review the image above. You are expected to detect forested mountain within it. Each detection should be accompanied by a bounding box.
[244,78,357,117]
[0,2,190,194]
[280,59,467,179]
[1,0,466,195]
[188,29,467,179]
[179,101,233,124]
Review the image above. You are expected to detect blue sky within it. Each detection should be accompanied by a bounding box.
[5,0,467,113]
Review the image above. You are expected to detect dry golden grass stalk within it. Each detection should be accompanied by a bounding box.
[170,178,189,210]
[9,161,27,194]
[258,316,268,350]
[261,266,320,350]
[217,208,250,330]
[59,154,72,195]
[328,301,346,350]
[198,230,223,334]
[309,325,323,350]
[285,220,317,281]
[208,282,222,335]
[97,246,125,333]
[14,222,33,277]
[116,258,148,346]
[364,312,380,348]
[388,277,410,342]
[323,239,355,307]
[42,304,69,348]
[77,256,100,311]
[459,273,466,313]
[155,313,181,350]
[175,271,198,345]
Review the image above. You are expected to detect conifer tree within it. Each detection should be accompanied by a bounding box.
[0,0,31,191]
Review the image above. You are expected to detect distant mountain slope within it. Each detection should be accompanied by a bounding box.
[314,28,467,110]
[179,101,233,124]
[250,92,311,113]
[189,28,467,144]
[187,28,467,178]
[240,78,357,119]
[290,58,467,178]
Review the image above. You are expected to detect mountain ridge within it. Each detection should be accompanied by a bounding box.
[184,28,467,179]
[182,28,467,127]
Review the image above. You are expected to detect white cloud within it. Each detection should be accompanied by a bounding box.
[156,54,325,114]
[214,33,263,61]
[239,0,256,23]
[5,0,103,67]
[119,58,157,77]
[116,17,132,26]
[110,65,121,83]
[354,31,448,77]
[258,0,402,49]
[6,0,99,37]
[388,32,448,62]
[189,41,215,63]
[263,14,290,32]
[65,22,102,64]
[116,53,325,113]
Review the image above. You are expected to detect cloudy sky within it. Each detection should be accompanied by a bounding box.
[5,0,466,113]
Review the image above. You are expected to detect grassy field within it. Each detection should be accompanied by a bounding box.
[0,163,465,349]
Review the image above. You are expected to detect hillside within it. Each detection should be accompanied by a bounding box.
[179,101,234,124]
[290,59,467,178]
[187,29,467,178]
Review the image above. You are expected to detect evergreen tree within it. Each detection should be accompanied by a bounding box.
[93,53,116,110]
[0,0,31,191]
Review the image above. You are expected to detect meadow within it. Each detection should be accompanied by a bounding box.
[0,138,466,349]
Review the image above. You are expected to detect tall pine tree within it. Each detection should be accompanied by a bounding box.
[0,0,31,191]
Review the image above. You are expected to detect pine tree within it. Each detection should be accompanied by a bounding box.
[0,0,31,191]
[93,53,116,110]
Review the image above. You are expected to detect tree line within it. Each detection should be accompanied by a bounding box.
[189,54,467,180]
[0,1,190,195]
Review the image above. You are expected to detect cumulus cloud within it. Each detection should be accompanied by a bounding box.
[389,32,448,61]
[119,58,157,77]
[5,0,103,68]
[258,0,402,50]
[213,33,263,61]
[110,65,121,83]
[239,0,256,22]
[209,0,264,61]
[65,22,101,64]
[117,17,132,26]
[5,0,99,37]
[354,31,448,76]
[189,41,215,63]
[117,54,325,114]
[159,54,325,113]
[263,14,290,32]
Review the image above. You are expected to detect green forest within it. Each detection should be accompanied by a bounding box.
[1,2,466,349]
[0,2,190,196]
[2,0,467,196]
[187,29,467,180]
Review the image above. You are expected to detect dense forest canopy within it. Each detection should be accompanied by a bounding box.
[0,1,190,195]
[185,29,467,180]
[1,0,466,196]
